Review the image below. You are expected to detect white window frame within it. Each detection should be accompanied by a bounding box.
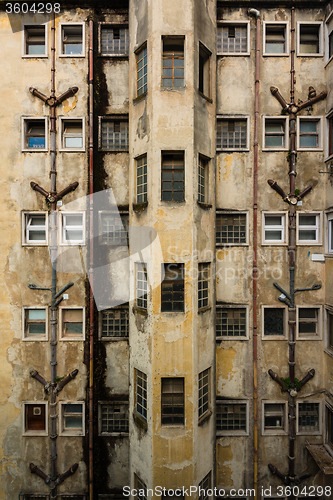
[59,307,85,341]
[22,401,48,436]
[326,210,333,254]
[136,262,148,310]
[262,400,288,435]
[98,401,129,436]
[262,116,289,151]
[216,400,249,436]
[262,211,288,245]
[98,22,129,57]
[198,154,210,204]
[296,305,322,340]
[59,22,85,57]
[22,117,48,152]
[216,115,250,152]
[58,116,85,152]
[135,154,148,204]
[325,13,333,65]
[261,305,288,340]
[296,211,322,245]
[22,211,48,246]
[98,210,129,246]
[22,307,48,341]
[59,401,85,436]
[59,211,85,246]
[22,23,48,58]
[216,304,250,341]
[296,400,322,435]
[216,210,249,246]
[297,116,323,151]
[297,21,323,57]
[263,21,289,56]
[216,21,250,56]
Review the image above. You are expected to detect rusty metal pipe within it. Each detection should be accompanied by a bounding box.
[57,463,79,484]
[55,182,79,201]
[54,369,79,394]
[296,91,328,111]
[29,87,48,102]
[297,186,312,200]
[30,369,50,392]
[268,369,287,391]
[56,86,79,104]
[297,369,315,391]
[30,182,49,199]
[30,463,50,483]
[270,86,288,110]
[268,463,287,483]
[267,180,289,201]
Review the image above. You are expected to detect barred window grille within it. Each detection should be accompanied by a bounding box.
[298,402,319,432]
[198,472,211,500]
[198,263,209,309]
[264,308,284,336]
[101,213,129,245]
[136,370,147,419]
[216,307,246,338]
[101,308,129,338]
[136,263,148,309]
[216,119,247,150]
[198,368,209,417]
[136,155,148,203]
[101,26,129,55]
[217,25,247,53]
[100,403,129,433]
[101,120,129,151]
[216,214,246,244]
[216,402,247,431]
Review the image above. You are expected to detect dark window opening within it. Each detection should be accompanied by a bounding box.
[161,264,184,312]
[264,308,284,336]
[161,378,185,425]
[161,153,184,202]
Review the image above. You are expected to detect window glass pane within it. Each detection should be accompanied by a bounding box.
[29,215,45,226]
[300,136,317,148]
[65,323,83,334]
[265,136,283,147]
[28,137,45,148]
[265,230,282,240]
[264,308,284,335]
[29,231,46,240]
[65,416,82,427]
[299,230,316,240]
[28,45,45,55]
[300,121,317,133]
[65,230,83,240]
[266,43,284,53]
[29,310,46,320]
[265,216,282,226]
[65,137,83,148]
[64,44,82,55]
[29,323,46,335]
[65,403,82,413]
[65,215,83,226]
[299,215,316,226]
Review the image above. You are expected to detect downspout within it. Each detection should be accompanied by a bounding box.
[248,8,260,500]
[88,18,94,500]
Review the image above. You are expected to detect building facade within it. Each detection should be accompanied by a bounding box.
[0,0,333,499]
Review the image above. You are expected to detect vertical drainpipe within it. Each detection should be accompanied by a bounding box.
[248,8,260,499]
[288,7,297,487]
[50,11,58,500]
[88,18,94,500]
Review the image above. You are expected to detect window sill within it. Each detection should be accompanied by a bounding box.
[297,242,322,246]
[325,55,333,68]
[23,337,48,342]
[216,148,249,153]
[22,55,48,59]
[133,91,147,104]
[263,53,289,57]
[99,54,129,59]
[22,149,48,153]
[297,53,323,58]
[198,409,212,426]
[59,337,85,341]
[59,430,85,436]
[59,148,86,153]
[198,91,213,104]
[22,243,48,247]
[216,336,249,342]
[324,154,333,163]
[217,52,250,57]
[160,86,186,92]
[99,149,129,153]
[262,242,288,246]
[99,431,129,437]
[23,431,48,437]
[160,200,186,204]
[133,306,148,316]
[324,348,333,358]
[297,148,323,152]
[262,429,288,436]
[262,335,288,341]
[296,336,321,341]
[160,310,185,315]
[216,243,248,247]
[216,430,249,437]
[133,201,148,213]
[198,305,211,314]
[133,412,147,431]
[197,201,212,210]
[99,337,129,342]
[59,54,85,58]
[262,148,288,152]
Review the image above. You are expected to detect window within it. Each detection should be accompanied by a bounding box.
[328,212,333,253]
[59,308,84,341]
[198,472,211,500]
[297,402,321,434]
[198,42,211,98]
[135,369,147,420]
[21,495,49,500]
[136,263,148,310]
[297,22,322,56]
[327,114,333,157]
[136,44,147,97]
[60,24,84,56]
[329,30,333,60]
[263,213,287,244]
[216,213,247,245]
[60,118,84,151]
[217,23,249,55]
[24,25,46,56]
[23,402,47,435]
[162,37,184,87]
[297,117,322,150]
[262,306,287,339]
[60,212,85,245]
[198,156,209,204]
[297,307,321,339]
[264,23,288,55]
[99,402,129,434]
[325,403,333,450]
[99,307,129,339]
[136,155,148,204]
[161,264,184,312]
[327,308,333,351]
[59,402,84,436]
[100,25,129,56]
[216,401,249,435]
[216,306,248,339]
[198,368,210,418]
[100,118,129,151]
[100,212,129,245]
[22,118,47,151]
[161,378,185,425]
[297,213,321,244]
[216,118,248,151]
[161,152,185,202]
[198,263,209,310]
[263,117,288,150]
[262,401,287,434]
[22,212,47,245]
[134,475,147,500]
[23,308,47,341]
